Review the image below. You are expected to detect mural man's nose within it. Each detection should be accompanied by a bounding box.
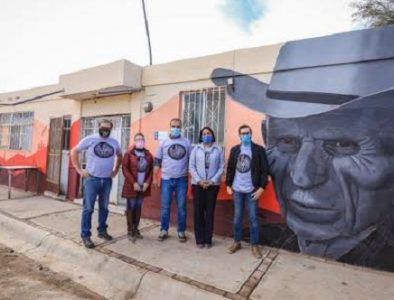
[290,139,327,189]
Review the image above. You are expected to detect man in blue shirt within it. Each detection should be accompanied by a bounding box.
[70,119,122,248]
[226,124,269,258]
[153,118,192,242]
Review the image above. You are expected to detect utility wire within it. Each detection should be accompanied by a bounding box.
[141,0,153,65]
[0,89,64,106]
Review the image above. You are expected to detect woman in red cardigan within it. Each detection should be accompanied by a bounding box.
[122,133,154,242]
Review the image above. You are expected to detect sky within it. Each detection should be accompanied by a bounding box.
[0,0,357,93]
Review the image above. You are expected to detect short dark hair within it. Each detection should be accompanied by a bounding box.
[134,132,144,139]
[170,118,182,126]
[198,126,216,143]
[99,119,113,129]
[238,124,252,135]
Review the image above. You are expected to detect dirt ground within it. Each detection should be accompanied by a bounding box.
[0,244,105,300]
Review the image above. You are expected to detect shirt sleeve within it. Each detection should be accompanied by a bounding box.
[211,147,225,183]
[189,146,203,183]
[75,136,91,152]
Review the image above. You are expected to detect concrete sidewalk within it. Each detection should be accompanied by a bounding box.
[0,187,393,300]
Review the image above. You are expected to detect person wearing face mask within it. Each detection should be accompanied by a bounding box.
[189,127,224,248]
[153,118,192,242]
[121,133,153,242]
[226,124,269,258]
[70,119,122,249]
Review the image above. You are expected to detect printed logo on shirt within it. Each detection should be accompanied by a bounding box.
[168,143,187,160]
[137,156,147,172]
[94,142,115,158]
[236,154,251,173]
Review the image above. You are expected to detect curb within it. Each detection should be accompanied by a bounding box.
[0,211,226,299]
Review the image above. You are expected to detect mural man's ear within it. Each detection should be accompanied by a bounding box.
[211,68,268,114]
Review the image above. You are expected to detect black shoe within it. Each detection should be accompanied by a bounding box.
[82,237,95,249]
[135,229,143,239]
[98,231,113,241]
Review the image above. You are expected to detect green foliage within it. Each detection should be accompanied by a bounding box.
[351,0,394,27]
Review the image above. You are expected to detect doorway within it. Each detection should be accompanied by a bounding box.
[46,116,72,195]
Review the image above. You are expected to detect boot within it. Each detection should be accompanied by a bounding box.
[133,208,143,239]
[227,241,241,254]
[125,210,136,242]
[251,245,262,259]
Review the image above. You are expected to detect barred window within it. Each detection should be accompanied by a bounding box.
[182,87,226,144]
[0,112,34,150]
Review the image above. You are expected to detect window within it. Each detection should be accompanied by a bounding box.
[182,87,226,144]
[0,112,33,150]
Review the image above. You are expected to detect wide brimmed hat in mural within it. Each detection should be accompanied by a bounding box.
[211,25,394,118]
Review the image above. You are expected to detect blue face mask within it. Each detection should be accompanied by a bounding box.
[170,127,181,137]
[240,134,251,145]
[202,135,213,144]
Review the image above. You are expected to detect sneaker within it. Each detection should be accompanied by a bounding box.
[98,231,113,241]
[157,230,168,241]
[205,243,212,249]
[178,231,187,243]
[251,245,262,259]
[196,244,204,249]
[227,241,241,254]
[82,237,95,249]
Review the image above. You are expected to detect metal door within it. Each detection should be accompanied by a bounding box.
[46,117,64,194]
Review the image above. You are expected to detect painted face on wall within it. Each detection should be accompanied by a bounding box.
[266,108,394,258]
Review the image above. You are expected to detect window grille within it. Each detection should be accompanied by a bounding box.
[182,87,226,144]
[0,112,33,150]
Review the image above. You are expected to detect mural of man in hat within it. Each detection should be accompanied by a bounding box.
[212,25,394,272]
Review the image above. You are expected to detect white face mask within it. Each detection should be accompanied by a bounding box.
[135,140,145,149]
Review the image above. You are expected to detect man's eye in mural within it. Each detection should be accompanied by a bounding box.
[323,140,360,156]
[275,137,301,154]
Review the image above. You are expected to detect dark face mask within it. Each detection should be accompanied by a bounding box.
[99,128,111,138]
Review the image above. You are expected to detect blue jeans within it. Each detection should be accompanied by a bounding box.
[81,176,112,238]
[233,191,260,245]
[160,176,188,232]
[126,194,144,211]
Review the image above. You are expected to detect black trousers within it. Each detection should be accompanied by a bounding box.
[192,184,219,245]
